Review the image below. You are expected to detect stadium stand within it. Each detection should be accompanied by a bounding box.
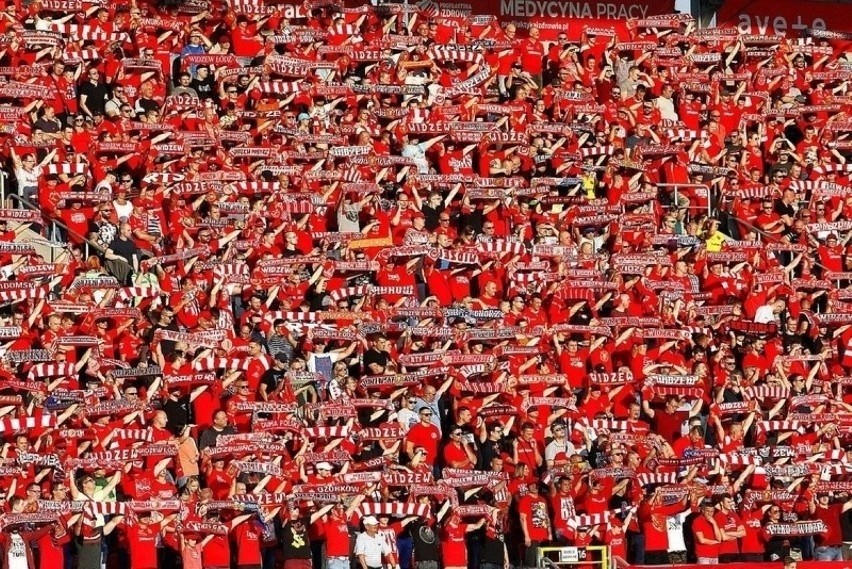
[0,0,852,568]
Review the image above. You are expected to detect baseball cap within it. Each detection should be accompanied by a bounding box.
[363,516,379,526]
[298,113,311,121]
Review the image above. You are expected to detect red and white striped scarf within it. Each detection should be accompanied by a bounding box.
[428,47,483,64]
[114,428,153,443]
[50,24,127,42]
[329,24,359,37]
[734,186,779,200]
[637,472,678,487]
[814,164,852,175]
[358,502,430,518]
[329,285,371,302]
[0,285,48,303]
[578,418,630,432]
[579,145,615,158]
[265,311,319,323]
[758,420,803,434]
[477,240,526,257]
[567,511,611,528]
[0,413,56,434]
[85,502,127,518]
[235,181,281,195]
[193,357,246,372]
[63,48,100,61]
[743,385,789,400]
[302,426,350,439]
[664,129,698,141]
[117,287,159,304]
[214,263,250,277]
[257,81,302,95]
[718,453,761,466]
[27,362,75,379]
[45,163,88,176]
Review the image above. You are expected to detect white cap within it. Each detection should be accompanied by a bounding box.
[363,516,379,526]
[316,462,333,471]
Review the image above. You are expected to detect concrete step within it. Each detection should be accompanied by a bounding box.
[12,223,66,263]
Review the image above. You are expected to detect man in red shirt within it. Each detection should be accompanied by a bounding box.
[517,483,551,567]
[693,500,722,564]
[321,502,357,569]
[124,511,177,569]
[441,427,478,470]
[405,407,441,466]
[715,494,745,563]
[809,492,852,560]
[642,395,703,444]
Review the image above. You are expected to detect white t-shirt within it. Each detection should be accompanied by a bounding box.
[666,510,692,553]
[397,408,418,433]
[113,199,134,221]
[754,305,776,324]
[401,142,429,174]
[14,165,41,189]
[7,532,28,569]
[545,438,577,463]
[354,532,389,567]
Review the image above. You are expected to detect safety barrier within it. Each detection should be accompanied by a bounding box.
[538,545,611,569]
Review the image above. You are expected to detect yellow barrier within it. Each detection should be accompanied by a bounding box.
[536,545,610,569]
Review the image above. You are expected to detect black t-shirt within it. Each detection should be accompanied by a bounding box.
[147,321,181,357]
[305,285,331,311]
[108,236,139,265]
[137,97,161,114]
[481,529,506,564]
[262,366,287,395]
[774,199,795,219]
[362,349,389,374]
[421,204,443,231]
[478,438,502,470]
[409,521,440,562]
[198,425,237,452]
[162,395,191,435]
[78,81,110,115]
[841,507,852,541]
[190,76,217,101]
[280,518,312,559]
[34,117,61,134]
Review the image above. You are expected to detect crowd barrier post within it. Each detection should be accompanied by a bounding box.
[656,183,712,220]
[537,545,611,569]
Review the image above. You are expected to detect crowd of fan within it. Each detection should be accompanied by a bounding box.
[2,0,852,568]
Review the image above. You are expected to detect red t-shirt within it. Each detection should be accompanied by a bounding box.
[441,522,470,566]
[653,409,687,443]
[714,509,743,555]
[692,516,719,560]
[405,423,441,464]
[126,523,160,569]
[233,521,263,565]
[517,494,550,541]
[324,516,351,557]
[202,534,230,568]
[813,503,844,546]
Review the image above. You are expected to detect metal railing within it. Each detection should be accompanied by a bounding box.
[657,183,713,219]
